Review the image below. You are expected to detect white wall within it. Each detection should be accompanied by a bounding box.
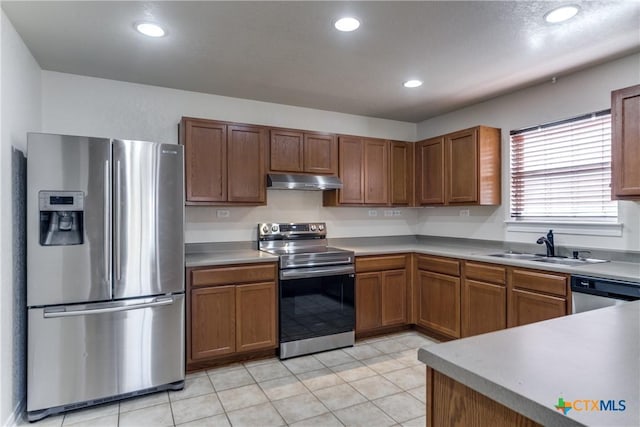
[41,71,418,242]
[42,71,416,143]
[187,191,417,243]
[0,10,41,426]
[415,53,640,251]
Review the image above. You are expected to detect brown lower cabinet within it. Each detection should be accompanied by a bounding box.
[191,285,236,359]
[416,255,461,339]
[415,256,569,340]
[507,268,569,327]
[355,255,408,334]
[462,262,507,337]
[184,254,572,371]
[187,263,278,369]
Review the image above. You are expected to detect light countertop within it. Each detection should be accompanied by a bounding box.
[418,300,640,427]
[185,238,640,283]
[185,250,278,267]
[338,241,640,283]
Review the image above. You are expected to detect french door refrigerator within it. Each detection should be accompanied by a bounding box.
[26,133,185,421]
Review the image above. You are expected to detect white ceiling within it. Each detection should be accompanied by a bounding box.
[3,1,639,123]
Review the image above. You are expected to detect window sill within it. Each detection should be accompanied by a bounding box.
[505,220,623,237]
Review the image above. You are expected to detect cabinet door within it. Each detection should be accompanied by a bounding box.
[508,289,566,328]
[390,141,413,206]
[462,279,506,337]
[417,270,461,338]
[236,282,277,352]
[612,84,640,199]
[190,286,235,359]
[416,137,445,205]
[304,133,338,175]
[181,119,227,203]
[364,139,389,204]
[356,272,381,332]
[270,130,303,173]
[446,129,478,203]
[227,125,267,203]
[338,136,364,204]
[381,270,407,326]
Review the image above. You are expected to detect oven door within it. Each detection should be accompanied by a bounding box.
[279,266,355,352]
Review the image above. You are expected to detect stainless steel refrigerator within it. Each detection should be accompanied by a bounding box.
[26,133,185,421]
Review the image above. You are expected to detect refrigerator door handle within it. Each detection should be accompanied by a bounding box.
[104,160,111,290]
[115,160,122,281]
[43,296,175,318]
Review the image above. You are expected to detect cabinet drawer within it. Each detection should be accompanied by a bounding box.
[510,269,567,297]
[416,255,460,276]
[464,262,506,285]
[191,263,277,287]
[356,255,407,273]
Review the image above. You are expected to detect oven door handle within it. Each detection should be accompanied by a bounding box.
[280,265,355,280]
[282,258,353,269]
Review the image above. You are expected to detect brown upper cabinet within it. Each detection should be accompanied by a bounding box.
[269,129,338,175]
[324,137,412,206]
[415,137,445,205]
[611,84,640,199]
[416,126,501,206]
[390,141,415,206]
[364,138,389,204]
[180,117,267,205]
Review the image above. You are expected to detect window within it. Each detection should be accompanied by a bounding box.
[510,110,617,220]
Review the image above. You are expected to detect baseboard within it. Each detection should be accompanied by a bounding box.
[6,398,26,426]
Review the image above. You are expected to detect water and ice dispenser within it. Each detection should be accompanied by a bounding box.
[39,191,84,246]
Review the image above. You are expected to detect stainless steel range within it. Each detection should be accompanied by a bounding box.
[258,222,355,359]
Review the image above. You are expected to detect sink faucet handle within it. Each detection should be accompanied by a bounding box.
[572,250,592,259]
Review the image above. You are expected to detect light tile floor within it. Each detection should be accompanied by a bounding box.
[19,331,438,427]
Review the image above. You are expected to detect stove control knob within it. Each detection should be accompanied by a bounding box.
[310,224,317,231]
[261,225,269,234]
[271,225,279,232]
[318,224,325,231]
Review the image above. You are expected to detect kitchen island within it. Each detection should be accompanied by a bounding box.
[418,301,640,426]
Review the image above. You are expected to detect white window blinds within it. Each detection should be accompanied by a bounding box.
[510,110,617,219]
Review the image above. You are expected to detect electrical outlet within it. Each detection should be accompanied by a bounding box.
[459,209,470,217]
[368,210,378,217]
[216,209,230,218]
[393,210,402,216]
[383,210,393,217]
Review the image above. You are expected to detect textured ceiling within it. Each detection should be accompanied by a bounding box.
[3,1,639,122]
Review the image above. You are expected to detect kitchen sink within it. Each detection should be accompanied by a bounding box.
[487,253,609,266]
[487,253,543,260]
[532,257,609,265]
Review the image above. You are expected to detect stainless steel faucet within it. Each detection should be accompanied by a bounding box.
[536,229,555,257]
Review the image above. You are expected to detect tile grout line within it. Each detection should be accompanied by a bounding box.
[273,354,335,426]
[48,333,432,427]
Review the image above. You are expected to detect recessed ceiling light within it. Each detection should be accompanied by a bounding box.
[403,80,423,88]
[544,5,579,23]
[334,17,360,32]
[135,22,166,37]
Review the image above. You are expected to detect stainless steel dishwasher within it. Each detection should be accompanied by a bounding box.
[571,275,640,313]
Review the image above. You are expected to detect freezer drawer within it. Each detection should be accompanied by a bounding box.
[27,294,185,414]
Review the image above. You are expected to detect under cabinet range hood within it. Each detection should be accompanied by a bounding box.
[267,173,343,190]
